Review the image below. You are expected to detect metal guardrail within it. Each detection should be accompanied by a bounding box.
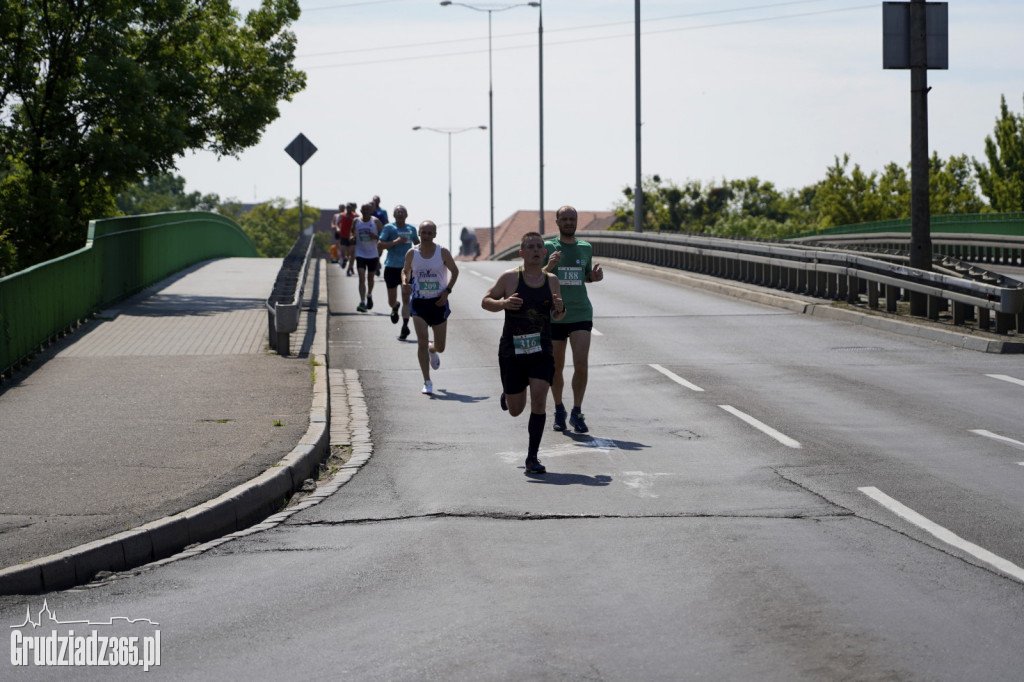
[497,231,1024,335]
[266,231,314,355]
[788,231,1024,268]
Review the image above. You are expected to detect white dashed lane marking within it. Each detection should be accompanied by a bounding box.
[649,364,704,392]
[860,486,1024,584]
[719,405,801,449]
[970,429,1024,466]
[970,429,1024,450]
[986,374,1024,388]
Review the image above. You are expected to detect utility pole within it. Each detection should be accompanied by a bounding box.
[883,1,947,315]
[633,0,642,233]
[908,0,931,315]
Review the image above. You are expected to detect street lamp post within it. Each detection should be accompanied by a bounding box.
[412,125,487,254]
[440,1,540,256]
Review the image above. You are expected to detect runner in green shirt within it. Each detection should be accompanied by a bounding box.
[543,205,604,433]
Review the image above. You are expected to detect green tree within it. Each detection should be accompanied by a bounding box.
[235,198,319,258]
[930,153,985,214]
[116,173,221,216]
[973,94,1024,211]
[810,155,888,228]
[876,161,910,219]
[0,0,305,272]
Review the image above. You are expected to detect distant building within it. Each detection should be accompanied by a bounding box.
[460,209,618,261]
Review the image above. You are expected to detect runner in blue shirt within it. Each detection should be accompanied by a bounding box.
[379,205,420,339]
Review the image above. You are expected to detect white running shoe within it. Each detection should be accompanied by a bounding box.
[429,347,440,370]
[422,380,433,395]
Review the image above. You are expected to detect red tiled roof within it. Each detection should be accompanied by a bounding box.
[461,209,618,260]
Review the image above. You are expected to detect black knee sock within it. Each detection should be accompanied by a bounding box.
[528,412,545,458]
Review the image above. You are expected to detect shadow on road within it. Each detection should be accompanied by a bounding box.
[433,390,489,404]
[525,472,613,486]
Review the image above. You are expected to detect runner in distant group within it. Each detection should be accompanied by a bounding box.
[543,205,603,433]
[353,203,383,313]
[482,232,566,475]
[329,205,344,264]
[371,195,389,278]
[338,202,358,275]
[402,220,459,395]
[379,204,419,339]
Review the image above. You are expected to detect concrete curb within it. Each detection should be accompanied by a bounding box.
[602,258,1024,354]
[0,264,332,596]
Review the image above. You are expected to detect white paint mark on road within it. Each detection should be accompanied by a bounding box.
[719,405,801,449]
[591,328,603,336]
[622,471,674,499]
[970,429,1024,451]
[986,374,1024,388]
[859,486,1024,584]
[650,364,704,392]
[497,436,617,465]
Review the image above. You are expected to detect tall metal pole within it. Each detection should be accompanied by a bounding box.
[909,0,931,315]
[447,131,454,253]
[487,10,495,256]
[299,166,304,235]
[538,0,545,233]
[633,0,643,232]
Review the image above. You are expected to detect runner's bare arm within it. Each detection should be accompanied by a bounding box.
[401,249,415,295]
[481,270,518,312]
[548,273,566,321]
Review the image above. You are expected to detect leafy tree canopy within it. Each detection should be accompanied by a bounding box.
[116,173,221,215]
[973,94,1024,211]
[228,197,319,258]
[0,0,305,272]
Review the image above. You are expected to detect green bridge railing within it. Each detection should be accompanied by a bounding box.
[786,212,1024,266]
[789,212,1024,237]
[0,212,258,378]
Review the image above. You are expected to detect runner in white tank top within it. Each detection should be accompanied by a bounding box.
[353,203,382,312]
[401,221,460,395]
[409,242,448,300]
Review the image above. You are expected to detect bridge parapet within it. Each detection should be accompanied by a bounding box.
[0,212,257,380]
[497,230,1024,337]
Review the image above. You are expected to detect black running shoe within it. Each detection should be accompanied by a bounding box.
[552,404,567,432]
[569,408,588,433]
[524,457,546,474]
[399,324,410,340]
[366,294,374,310]
[390,304,400,324]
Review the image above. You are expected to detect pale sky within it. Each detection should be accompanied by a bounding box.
[175,0,1024,250]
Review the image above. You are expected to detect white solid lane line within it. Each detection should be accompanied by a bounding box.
[649,364,704,392]
[719,405,801,449]
[859,486,1024,584]
[970,429,1024,450]
[986,374,1024,387]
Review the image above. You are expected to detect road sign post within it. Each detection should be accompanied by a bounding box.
[883,1,948,315]
[285,134,318,235]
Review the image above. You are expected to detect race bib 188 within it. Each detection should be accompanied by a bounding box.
[558,266,584,286]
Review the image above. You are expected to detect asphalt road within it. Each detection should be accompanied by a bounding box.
[2,259,1023,681]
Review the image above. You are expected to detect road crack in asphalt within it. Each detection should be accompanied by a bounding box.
[288,509,854,526]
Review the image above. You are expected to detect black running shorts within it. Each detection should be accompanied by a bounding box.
[499,352,555,396]
[410,297,450,327]
[383,266,404,289]
[551,319,593,341]
[356,256,379,271]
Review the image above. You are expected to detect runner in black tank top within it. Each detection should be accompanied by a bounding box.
[482,232,566,475]
[499,267,555,359]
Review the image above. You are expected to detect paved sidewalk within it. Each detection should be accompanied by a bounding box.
[0,257,329,594]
